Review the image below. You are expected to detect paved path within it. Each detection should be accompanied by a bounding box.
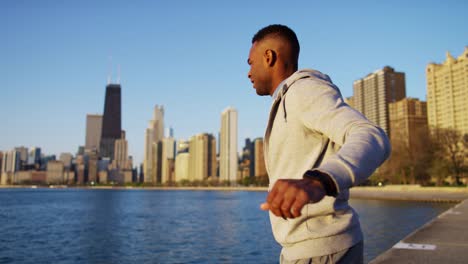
[351,186,468,202]
[370,198,468,263]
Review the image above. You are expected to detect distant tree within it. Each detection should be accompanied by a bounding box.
[206,178,219,187]
[192,180,202,187]
[240,176,257,186]
[411,125,433,185]
[255,174,269,186]
[379,138,410,184]
[220,180,231,187]
[382,124,432,185]
[431,128,466,185]
[178,179,191,187]
[428,157,451,186]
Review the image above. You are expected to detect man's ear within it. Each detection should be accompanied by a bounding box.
[264,49,277,67]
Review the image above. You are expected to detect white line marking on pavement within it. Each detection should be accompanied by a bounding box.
[393,242,437,251]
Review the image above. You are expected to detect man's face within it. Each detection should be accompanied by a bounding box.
[247,41,272,96]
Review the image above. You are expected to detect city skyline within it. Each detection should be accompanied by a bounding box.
[2,1,467,165]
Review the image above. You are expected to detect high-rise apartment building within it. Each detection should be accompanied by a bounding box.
[85,114,103,152]
[353,66,406,135]
[100,84,122,159]
[144,105,164,183]
[220,107,238,183]
[426,47,468,134]
[188,133,216,181]
[389,98,429,150]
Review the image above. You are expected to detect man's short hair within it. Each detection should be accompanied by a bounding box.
[252,24,300,65]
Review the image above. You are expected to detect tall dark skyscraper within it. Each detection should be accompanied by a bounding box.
[100,84,122,159]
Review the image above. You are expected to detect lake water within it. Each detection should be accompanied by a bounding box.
[0,189,452,263]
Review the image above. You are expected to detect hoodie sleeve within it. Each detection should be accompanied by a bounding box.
[298,80,391,194]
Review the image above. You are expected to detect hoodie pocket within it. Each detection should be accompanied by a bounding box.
[305,197,356,239]
[305,196,337,233]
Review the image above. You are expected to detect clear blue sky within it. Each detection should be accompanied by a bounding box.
[1,0,467,165]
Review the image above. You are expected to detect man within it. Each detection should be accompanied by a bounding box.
[247,24,390,263]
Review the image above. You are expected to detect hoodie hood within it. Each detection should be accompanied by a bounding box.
[274,69,334,122]
[284,69,332,89]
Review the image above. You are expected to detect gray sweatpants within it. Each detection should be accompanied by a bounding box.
[279,241,364,264]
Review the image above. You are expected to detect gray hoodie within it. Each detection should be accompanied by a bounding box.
[265,69,390,260]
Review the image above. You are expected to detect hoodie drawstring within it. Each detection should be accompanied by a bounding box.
[282,95,287,122]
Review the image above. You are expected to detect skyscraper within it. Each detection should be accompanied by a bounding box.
[426,47,468,134]
[188,133,216,181]
[1,150,20,185]
[175,140,190,182]
[161,136,176,184]
[14,146,28,168]
[88,154,98,184]
[108,130,133,184]
[353,66,406,135]
[144,105,164,183]
[75,155,86,185]
[239,138,255,179]
[100,84,122,159]
[85,114,103,153]
[28,147,41,169]
[220,107,238,183]
[114,131,129,169]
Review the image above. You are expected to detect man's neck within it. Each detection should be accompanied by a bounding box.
[270,69,296,96]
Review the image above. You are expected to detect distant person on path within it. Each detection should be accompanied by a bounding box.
[247,24,390,263]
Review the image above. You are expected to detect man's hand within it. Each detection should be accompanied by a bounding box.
[260,178,326,219]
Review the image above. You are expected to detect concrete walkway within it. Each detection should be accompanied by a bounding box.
[351,186,468,202]
[370,198,468,263]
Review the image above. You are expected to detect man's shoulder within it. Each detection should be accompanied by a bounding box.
[288,76,340,99]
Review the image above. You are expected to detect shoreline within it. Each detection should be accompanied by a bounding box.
[350,185,468,203]
[0,185,269,192]
[2,184,468,202]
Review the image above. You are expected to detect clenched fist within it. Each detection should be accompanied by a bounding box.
[260,178,326,219]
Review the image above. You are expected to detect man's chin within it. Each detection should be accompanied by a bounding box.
[255,88,269,96]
